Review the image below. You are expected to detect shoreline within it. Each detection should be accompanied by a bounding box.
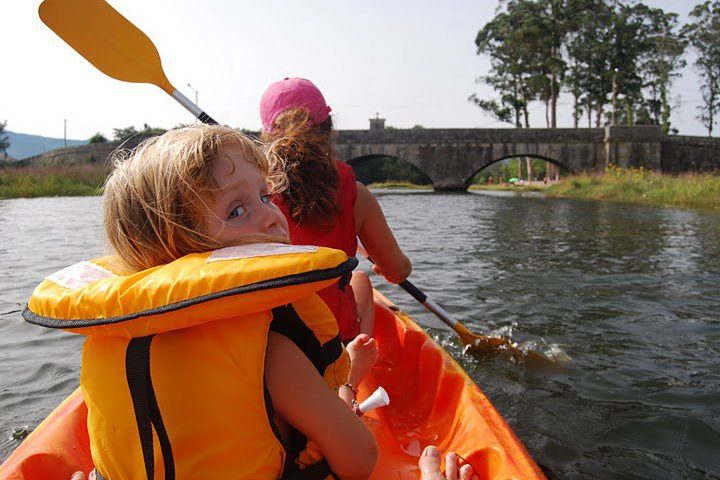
[2,165,718,211]
[366,181,432,190]
[480,169,719,211]
[370,171,720,211]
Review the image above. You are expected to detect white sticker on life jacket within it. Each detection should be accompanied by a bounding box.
[46,261,115,290]
[207,243,318,263]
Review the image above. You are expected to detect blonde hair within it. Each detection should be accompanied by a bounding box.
[103,124,286,273]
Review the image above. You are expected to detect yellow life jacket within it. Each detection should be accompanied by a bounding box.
[23,243,357,480]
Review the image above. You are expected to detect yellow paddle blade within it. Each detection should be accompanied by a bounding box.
[39,0,175,94]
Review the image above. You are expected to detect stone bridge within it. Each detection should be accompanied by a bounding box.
[335,120,720,190]
[22,120,720,191]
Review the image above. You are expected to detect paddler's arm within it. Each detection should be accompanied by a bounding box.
[354,182,412,284]
[266,332,378,480]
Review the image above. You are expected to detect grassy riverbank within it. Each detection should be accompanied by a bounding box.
[367,181,432,189]
[469,183,546,192]
[0,164,107,198]
[546,167,720,210]
[473,166,720,210]
[2,164,718,211]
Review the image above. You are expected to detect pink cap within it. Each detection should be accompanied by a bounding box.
[260,77,332,132]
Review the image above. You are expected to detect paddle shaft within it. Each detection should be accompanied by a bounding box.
[398,280,458,328]
[172,91,218,125]
[356,245,486,347]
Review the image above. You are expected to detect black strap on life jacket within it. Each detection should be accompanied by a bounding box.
[125,335,175,480]
[269,305,342,480]
[265,375,337,480]
[123,309,338,480]
[270,305,343,375]
[337,270,352,292]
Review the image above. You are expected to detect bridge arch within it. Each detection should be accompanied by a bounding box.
[347,154,433,186]
[465,154,575,187]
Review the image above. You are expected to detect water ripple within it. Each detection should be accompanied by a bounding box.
[1,194,719,479]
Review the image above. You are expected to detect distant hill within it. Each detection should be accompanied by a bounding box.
[5,131,88,160]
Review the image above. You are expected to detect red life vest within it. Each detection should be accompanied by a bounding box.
[274,160,359,341]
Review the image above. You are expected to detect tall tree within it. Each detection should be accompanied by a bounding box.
[472,0,572,128]
[537,0,571,128]
[472,5,533,127]
[609,1,651,126]
[0,121,9,157]
[474,0,690,134]
[684,1,720,136]
[565,0,615,127]
[637,7,687,133]
[564,0,676,128]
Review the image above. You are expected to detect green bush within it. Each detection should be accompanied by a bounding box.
[88,132,108,144]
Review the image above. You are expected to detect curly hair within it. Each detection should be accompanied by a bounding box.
[263,108,339,226]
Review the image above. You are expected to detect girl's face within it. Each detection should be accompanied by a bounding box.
[205,143,289,244]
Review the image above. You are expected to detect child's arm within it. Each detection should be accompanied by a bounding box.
[353,182,412,284]
[265,332,378,480]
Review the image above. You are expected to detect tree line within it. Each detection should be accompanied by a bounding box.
[0,121,9,158]
[470,0,720,137]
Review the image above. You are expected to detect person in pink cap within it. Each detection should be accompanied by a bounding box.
[260,77,412,344]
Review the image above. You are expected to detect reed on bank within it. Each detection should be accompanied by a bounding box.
[367,181,432,189]
[544,166,720,210]
[470,166,720,210]
[469,183,546,192]
[0,164,107,198]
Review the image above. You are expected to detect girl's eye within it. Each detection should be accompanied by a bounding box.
[228,205,246,219]
[261,194,271,204]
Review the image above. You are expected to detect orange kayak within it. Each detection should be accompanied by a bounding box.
[1,290,545,480]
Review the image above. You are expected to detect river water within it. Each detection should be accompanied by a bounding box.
[1,193,719,479]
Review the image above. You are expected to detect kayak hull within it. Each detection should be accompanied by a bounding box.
[1,290,545,479]
[363,290,545,479]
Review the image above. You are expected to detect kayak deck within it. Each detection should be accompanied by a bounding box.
[1,290,545,480]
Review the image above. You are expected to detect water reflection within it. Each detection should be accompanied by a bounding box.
[1,194,719,479]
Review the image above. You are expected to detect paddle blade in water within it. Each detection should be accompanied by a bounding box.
[466,335,571,369]
[39,0,175,94]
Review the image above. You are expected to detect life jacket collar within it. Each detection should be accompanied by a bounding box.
[24,243,357,338]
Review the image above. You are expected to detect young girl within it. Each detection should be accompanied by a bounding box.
[26,125,377,479]
[260,77,412,342]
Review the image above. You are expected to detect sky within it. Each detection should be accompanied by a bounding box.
[1,0,711,141]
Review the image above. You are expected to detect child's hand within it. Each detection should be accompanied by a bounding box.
[346,333,378,386]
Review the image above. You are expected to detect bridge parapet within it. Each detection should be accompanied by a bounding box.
[661,135,720,172]
[336,128,606,144]
[604,126,662,171]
